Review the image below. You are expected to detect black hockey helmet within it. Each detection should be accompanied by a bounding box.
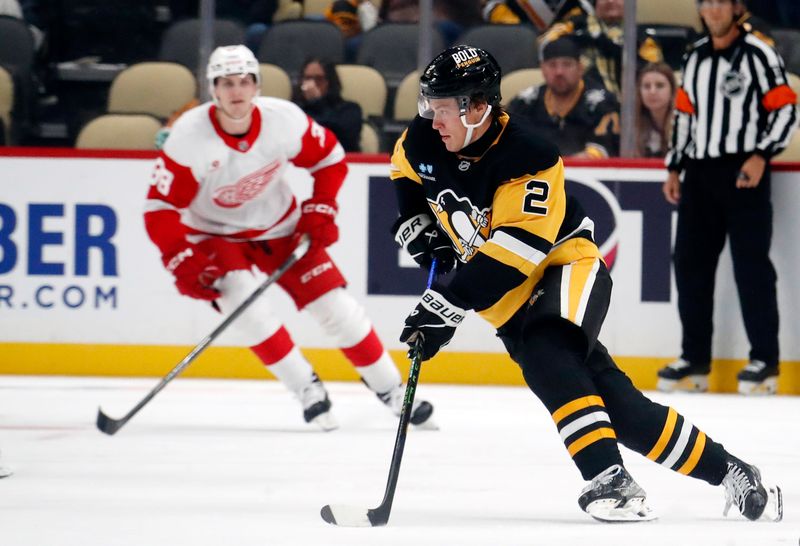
[419,45,502,109]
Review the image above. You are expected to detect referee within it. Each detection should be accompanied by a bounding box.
[657,0,798,395]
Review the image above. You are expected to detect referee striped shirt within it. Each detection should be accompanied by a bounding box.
[666,30,798,171]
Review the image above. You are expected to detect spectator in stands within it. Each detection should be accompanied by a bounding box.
[293,57,362,152]
[538,0,664,97]
[482,0,578,30]
[325,0,379,61]
[507,36,620,158]
[634,62,676,158]
[327,0,480,59]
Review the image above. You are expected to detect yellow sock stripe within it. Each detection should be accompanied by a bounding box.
[552,395,605,425]
[676,431,707,475]
[645,407,678,461]
[567,427,617,456]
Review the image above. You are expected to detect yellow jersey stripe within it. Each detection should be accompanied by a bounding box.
[646,407,678,461]
[552,394,606,424]
[567,427,617,456]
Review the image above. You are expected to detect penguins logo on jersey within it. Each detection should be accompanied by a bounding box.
[427,189,491,261]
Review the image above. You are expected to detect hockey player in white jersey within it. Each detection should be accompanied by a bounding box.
[144,45,433,431]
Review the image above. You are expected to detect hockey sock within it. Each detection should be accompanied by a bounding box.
[251,327,316,394]
[594,366,728,485]
[519,321,623,480]
[305,289,404,392]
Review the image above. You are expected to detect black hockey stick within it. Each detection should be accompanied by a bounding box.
[96,236,311,435]
[320,260,438,527]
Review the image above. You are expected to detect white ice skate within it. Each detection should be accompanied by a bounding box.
[298,375,338,432]
[377,384,437,430]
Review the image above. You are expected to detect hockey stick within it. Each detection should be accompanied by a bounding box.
[320,260,438,527]
[96,236,312,436]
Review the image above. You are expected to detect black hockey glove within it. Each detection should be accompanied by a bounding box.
[400,285,468,361]
[392,213,456,274]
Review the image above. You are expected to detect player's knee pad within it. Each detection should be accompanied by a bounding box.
[304,288,371,347]
[217,270,283,345]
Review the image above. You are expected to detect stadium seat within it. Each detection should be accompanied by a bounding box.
[0,65,13,144]
[303,0,331,18]
[259,64,292,99]
[75,114,162,150]
[773,29,800,76]
[257,21,344,78]
[392,70,420,121]
[501,68,544,105]
[360,121,380,153]
[356,24,445,87]
[337,64,387,120]
[636,0,702,32]
[273,0,304,22]
[107,63,197,120]
[455,25,539,73]
[158,18,246,71]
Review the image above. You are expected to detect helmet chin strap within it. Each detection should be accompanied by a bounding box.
[459,105,493,149]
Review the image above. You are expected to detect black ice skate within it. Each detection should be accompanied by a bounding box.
[299,374,338,431]
[578,465,657,522]
[376,384,436,429]
[656,359,710,392]
[722,455,782,522]
[736,360,778,395]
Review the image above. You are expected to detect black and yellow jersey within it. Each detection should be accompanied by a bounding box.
[390,112,600,328]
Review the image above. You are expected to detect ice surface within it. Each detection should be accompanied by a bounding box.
[0,375,797,546]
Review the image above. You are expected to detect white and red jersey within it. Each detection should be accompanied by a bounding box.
[144,97,347,257]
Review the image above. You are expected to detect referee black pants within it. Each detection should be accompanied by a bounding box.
[673,154,779,368]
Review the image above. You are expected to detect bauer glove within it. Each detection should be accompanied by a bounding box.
[163,245,222,301]
[400,285,467,361]
[296,197,338,251]
[392,213,456,274]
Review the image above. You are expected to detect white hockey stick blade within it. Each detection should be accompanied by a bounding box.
[320,504,376,527]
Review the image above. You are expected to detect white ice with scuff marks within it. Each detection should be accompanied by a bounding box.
[0,375,797,546]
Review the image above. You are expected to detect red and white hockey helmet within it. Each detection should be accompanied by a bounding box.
[206,45,261,97]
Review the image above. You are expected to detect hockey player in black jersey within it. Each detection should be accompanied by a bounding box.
[390,44,783,523]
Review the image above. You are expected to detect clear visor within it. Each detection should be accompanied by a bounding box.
[417,94,470,120]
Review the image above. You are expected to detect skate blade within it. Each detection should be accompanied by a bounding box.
[310,412,339,432]
[762,485,783,522]
[586,497,658,523]
[737,377,777,396]
[657,376,708,393]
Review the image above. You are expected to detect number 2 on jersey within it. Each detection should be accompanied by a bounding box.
[523,179,549,215]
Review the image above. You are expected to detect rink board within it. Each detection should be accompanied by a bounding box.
[0,149,798,393]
